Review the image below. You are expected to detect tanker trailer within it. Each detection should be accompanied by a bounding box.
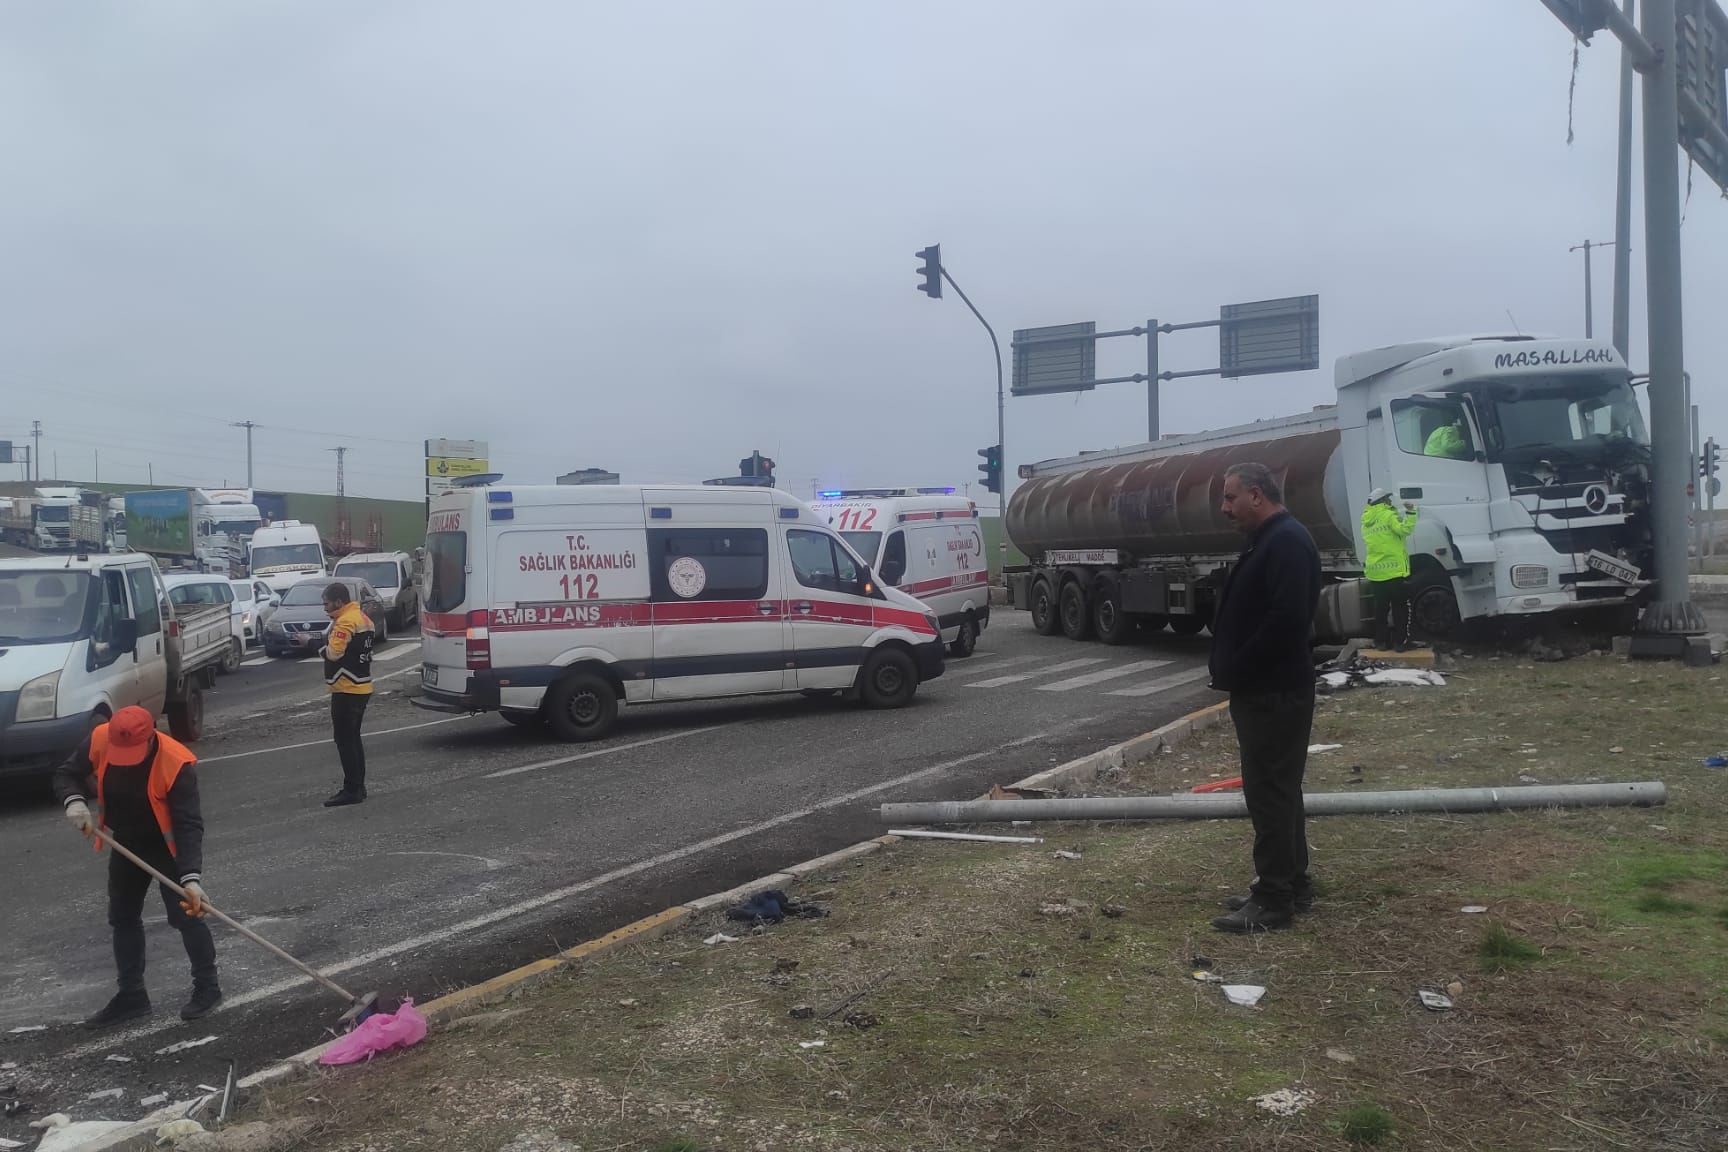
[1006,334,1653,644]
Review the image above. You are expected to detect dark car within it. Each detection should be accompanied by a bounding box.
[262,577,389,658]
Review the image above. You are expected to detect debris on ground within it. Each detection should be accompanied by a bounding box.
[0,1136,24,1149]
[497,1132,579,1152]
[157,1118,207,1143]
[1459,905,1488,914]
[1365,668,1446,687]
[319,999,428,1066]
[703,932,739,946]
[103,1054,132,1064]
[1252,1087,1315,1116]
[1222,985,1266,1007]
[843,1010,880,1030]
[84,1087,125,1101]
[1446,980,1465,1000]
[1418,989,1454,1012]
[1308,743,1344,753]
[28,1113,69,1130]
[3,1027,44,1036]
[1038,901,1078,917]
[1193,971,1224,984]
[1703,754,1728,768]
[726,888,828,924]
[889,829,1042,843]
[1190,776,1244,793]
[156,1035,218,1055]
[788,1004,814,1020]
[36,1122,133,1152]
[172,1118,314,1151]
[798,1040,826,1050]
[1052,850,1082,860]
[1100,903,1126,918]
[140,1093,170,1107]
[987,783,1057,800]
[1324,1048,1357,1064]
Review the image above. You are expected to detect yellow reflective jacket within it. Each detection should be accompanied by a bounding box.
[1424,423,1469,459]
[1362,502,1417,582]
[323,601,375,695]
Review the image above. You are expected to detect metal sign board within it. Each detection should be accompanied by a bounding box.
[1011,322,1098,396]
[1538,0,1611,41]
[424,438,488,460]
[1219,295,1320,379]
[426,456,491,478]
[1679,0,1728,192]
[426,476,461,497]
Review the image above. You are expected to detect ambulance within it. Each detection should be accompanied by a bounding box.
[812,488,990,657]
[415,483,946,741]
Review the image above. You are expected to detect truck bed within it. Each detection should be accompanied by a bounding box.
[167,602,233,688]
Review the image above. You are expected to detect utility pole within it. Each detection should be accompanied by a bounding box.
[94,448,99,483]
[1568,239,1615,338]
[1612,0,1635,359]
[30,420,42,483]
[330,446,352,553]
[231,421,257,487]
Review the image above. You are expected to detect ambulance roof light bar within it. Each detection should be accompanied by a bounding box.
[817,486,959,499]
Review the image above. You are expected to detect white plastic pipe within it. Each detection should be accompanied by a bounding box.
[887,829,1043,844]
[880,782,1666,826]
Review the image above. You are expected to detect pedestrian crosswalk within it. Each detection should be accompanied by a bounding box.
[952,652,1210,699]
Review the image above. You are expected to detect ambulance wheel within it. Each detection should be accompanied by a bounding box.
[859,647,918,709]
[1169,613,1208,636]
[1030,578,1061,636]
[219,638,242,674]
[501,709,544,729]
[167,688,205,742]
[1059,581,1093,641]
[949,615,979,658]
[1091,574,1130,645]
[545,672,618,742]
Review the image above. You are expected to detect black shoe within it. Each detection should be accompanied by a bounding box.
[1212,899,1294,934]
[180,984,223,1021]
[323,790,365,807]
[85,992,151,1028]
[1224,892,1313,914]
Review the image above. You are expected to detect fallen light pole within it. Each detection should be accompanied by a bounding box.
[880,782,1666,826]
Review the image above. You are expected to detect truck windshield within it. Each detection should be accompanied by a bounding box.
[0,571,93,644]
[1489,374,1647,453]
[37,506,69,523]
[839,531,883,565]
[252,544,323,570]
[211,517,262,537]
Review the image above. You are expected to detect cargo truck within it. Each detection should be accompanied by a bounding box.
[122,489,254,574]
[1006,334,1652,643]
[0,487,81,551]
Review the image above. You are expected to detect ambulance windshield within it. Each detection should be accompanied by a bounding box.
[838,531,882,566]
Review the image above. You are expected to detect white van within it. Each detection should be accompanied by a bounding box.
[812,489,991,657]
[249,520,327,595]
[415,484,946,741]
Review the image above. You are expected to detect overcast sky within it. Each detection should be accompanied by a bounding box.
[2,1,1724,504]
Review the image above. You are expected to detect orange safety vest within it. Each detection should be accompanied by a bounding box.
[91,726,198,858]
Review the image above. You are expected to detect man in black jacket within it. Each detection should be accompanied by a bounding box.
[1207,462,1322,933]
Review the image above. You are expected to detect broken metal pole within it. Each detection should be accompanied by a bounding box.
[880,781,1666,826]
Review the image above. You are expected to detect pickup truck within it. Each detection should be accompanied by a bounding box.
[0,552,231,779]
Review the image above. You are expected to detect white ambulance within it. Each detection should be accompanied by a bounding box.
[812,488,990,657]
[416,483,946,741]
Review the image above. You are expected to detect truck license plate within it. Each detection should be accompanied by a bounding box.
[1584,550,1641,584]
[422,664,438,688]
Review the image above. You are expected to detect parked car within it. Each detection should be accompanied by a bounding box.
[262,577,388,658]
[331,551,419,630]
[162,573,245,673]
[230,578,281,647]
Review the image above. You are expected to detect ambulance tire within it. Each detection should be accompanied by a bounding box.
[545,671,619,742]
[1059,581,1092,641]
[1091,574,1130,645]
[949,615,979,658]
[859,647,918,709]
[1030,578,1061,636]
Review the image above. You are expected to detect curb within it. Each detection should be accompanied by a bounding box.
[80,697,1227,1148]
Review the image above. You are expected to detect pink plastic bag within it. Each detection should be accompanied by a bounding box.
[318,998,428,1065]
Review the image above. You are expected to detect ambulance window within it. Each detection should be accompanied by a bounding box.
[649,529,768,601]
[879,532,907,585]
[838,531,881,566]
[787,530,867,596]
[426,532,467,613]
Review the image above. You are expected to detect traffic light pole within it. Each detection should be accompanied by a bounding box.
[937,267,1007,570]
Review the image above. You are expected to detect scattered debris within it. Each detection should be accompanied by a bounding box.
[497,1132,579,1152]
[4,1027,45,1036]
[1100,903,1126,918]
[616,998,638,1008]
[726,888,828,924]
[1052,850,1082,860]
[1191,955,1215,970]
[1609,746,1625,754]
[1307,743,1344,753]
[1324,1048,1357,1064]
[197,1085,223,1095]
[703,933,740,946]
[157,1118,206,1143]
[1222,984,1266,1007]
[1446,980,1465,1000]
[889,829,1042,844]
[29,1114,70,1131]
[789,1005,815,1020]
[104,1054,133,1063]
[156,1035,218,1055]
[1253,1087,1315,1116]
[1418,989,1454,1012]
[1038,902,1077,917]
[85,1087,125,1101]
[1518,774,1540,784]
[319,998,428,1066]
[988,783,1056,800]
[1364,668,1446,687]
[798,1040,827,1050]
[0,1137,24,1150]
[772,958,800,974]
[1459,905,1489,914]
[0,1061,13,1070]
[3,1100,24,1118]
[1703,755,1727,768]
[1190,776,1244,793]
[36,1122,133,1152]
[1192,971,1225,984]
[843,1010,880,1030]
[140,1093,170,1107]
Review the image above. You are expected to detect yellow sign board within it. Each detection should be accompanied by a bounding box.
[427,456,490,478]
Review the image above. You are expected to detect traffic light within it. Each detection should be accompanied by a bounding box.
[739,451,776,481]
[977,443,1002,495]
[1702,439,1719,478]
[915,245,942,299]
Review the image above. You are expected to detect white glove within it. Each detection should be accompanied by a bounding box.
[65,799,94,835]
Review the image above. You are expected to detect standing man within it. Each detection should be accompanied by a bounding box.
[1362,488,1419,651]
[321,581,376,808]
[55,705,221,1025]
[1207,462,1322,933]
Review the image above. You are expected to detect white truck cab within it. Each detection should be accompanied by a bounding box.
[249,520,328,595]
[0,553,232,778]
[415,483,946,741]
[812,488,990,656]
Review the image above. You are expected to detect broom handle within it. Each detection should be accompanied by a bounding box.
[95,829,362,1007]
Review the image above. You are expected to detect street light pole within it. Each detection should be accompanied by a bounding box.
[231,420,257,487]
[1568,239,1615,338]
[936,267,1006,566]
[1612,0,1635,359]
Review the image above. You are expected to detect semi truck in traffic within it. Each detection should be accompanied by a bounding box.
[121,488,261,574]
[0,487,82,551]
[1006,334,1652,643]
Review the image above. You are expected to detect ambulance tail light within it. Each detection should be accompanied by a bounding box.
[465,609,491,670]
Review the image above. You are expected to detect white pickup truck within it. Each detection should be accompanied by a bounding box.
[0,553,231,779]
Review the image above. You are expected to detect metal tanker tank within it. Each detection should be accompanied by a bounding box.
[1007,414,1352,562]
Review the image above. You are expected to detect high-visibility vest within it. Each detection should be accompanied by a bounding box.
[91,727,197,858]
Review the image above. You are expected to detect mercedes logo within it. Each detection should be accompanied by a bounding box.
[1582,484,1609,514]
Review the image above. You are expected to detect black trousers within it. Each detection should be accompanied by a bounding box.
[1370,576,1410,649]
[330,693,370,794]
[108,848,217,995]
[1229,686,1316,912]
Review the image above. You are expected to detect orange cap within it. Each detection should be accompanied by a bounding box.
[105,706,157,767]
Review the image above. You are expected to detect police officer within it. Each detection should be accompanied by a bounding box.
[55,705,221,1026]
[1362,489,1419,651]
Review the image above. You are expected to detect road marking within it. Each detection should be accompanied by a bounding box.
[943,654,1040,679]
[483,725,726,779]
[967,657,1104,688]
[387,850,505,871]
[239,656,272,668]
[373,645,419,662]
[1106,666,1213,697]
[1037,659,1172,691]
[199,715,472,763]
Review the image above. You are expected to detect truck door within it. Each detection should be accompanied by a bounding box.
[1386,395,1494,562]
[124,564,169,713]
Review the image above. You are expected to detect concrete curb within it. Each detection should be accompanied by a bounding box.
[71,700,1226,1149]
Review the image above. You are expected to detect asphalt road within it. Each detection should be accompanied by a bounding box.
[0,611,1217,1134]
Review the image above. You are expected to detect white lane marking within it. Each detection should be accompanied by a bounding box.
[1037,659,1172,692]
[199,715,471,764]
[65,713,1104,1053]
[1105,666,1213,697]
[239,657,272,668]
[967,657,1104,688]
[386,850,505,871]
[373,645,419,662]
[483,725,726,779]
[943,654,1040,679]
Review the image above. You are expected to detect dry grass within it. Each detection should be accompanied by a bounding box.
[253,654,1728,1151]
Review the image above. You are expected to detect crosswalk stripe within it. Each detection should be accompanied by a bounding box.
[373,644,420,662]
[1036,659,1172,691]
[240,656,272,668]
[967,657,1105,689]
[1106,666,1213,697]
[945,654,1040,679]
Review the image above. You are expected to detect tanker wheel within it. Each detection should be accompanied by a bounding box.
[1091,575,1131,645]
[1169,613,1209,637]
[1059,580,1093,641]
[1030,578,1061,636]
[1409,571,1461,638]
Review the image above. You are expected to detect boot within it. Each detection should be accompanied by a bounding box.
[180,983,223,1021]
[1211,899,1294,934]
[86,991,152,1028]
[1224,891,1313,914]
[323,790,365,807]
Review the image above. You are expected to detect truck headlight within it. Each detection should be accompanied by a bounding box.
[17,670,61,724]
[1510,564,1549,589]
